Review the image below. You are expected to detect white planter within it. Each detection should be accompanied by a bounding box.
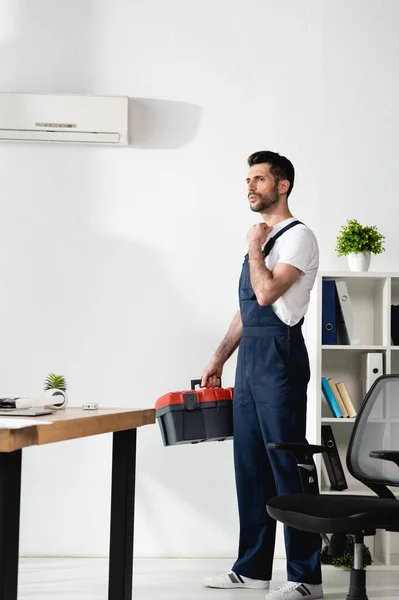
[347,252,371,272]
[43,388,68,409]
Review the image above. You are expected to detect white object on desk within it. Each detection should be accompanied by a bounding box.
[0,390,67,410]
[81,403,99,410]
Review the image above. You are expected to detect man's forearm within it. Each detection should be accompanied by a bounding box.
[248,241,274,305]
[212,310,243,365]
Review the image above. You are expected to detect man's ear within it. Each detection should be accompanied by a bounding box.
[278,179,290,196]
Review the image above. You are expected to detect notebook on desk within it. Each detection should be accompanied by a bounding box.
[0,408,55,417]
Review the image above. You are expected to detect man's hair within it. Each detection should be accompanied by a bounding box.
[247,151,295,198]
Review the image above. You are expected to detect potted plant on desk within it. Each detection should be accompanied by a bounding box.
[336,219,385,272]
[44,373,68,409]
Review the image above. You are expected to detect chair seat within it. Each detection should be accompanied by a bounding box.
[266,494,399,533]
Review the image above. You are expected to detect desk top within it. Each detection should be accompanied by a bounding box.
[0,407,155,453]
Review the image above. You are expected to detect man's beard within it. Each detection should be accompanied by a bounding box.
[248,188,279,213]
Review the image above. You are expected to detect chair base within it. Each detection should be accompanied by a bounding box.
[346,568,368,600]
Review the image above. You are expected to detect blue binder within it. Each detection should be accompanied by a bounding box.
[321,377,343,418]
[322,280,337,345]
[391,305,399,345]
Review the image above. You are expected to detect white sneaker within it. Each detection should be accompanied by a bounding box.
[204,571,270,589]
[266,581,323,599]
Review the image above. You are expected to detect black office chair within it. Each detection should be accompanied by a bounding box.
[266,374,399,600]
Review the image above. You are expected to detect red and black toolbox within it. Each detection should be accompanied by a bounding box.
[155,379,234,446]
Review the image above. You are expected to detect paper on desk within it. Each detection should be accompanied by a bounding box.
[0,418,52,429]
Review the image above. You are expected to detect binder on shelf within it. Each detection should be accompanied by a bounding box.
[322,280,337,345]
[335,280,360,345]
[360,352,383,399]
[321,377,343,418]
[336,381,357,417]
[328,378,349,417]
[391,305,399,345]
[321,425,348,491]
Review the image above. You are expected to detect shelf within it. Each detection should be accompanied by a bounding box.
[321,418,356,423]
[322,560,399,570]
[322,417,399,423]
[321,488,399,498]
[321,489,372,495]
[309,270,399,568]
[320,271,396,279]
[322,345,388,351]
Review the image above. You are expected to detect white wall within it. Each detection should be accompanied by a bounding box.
[0,0,398,558]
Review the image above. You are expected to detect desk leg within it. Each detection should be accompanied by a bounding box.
[108,429,137,600]
[0,450,22,600]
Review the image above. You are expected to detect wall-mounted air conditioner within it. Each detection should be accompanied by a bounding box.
[0,93,129,145]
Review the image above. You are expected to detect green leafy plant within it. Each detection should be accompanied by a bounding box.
[321,535,372,569]
[336,219,385,257]
[44,373,67,391]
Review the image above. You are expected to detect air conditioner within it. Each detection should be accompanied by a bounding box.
[0,93,129,145]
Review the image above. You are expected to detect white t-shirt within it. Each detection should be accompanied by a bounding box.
[261,217,319,326]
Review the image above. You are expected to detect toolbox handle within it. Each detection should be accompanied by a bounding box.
[191,378,222,390]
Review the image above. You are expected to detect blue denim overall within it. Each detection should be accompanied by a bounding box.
[232,221,321,584]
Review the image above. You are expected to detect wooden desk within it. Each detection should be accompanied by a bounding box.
[0,407,155,600]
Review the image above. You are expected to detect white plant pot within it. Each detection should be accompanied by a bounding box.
[43,388,68,410]
[347,252,371,272]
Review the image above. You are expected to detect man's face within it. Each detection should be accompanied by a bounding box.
[246,163,279,213]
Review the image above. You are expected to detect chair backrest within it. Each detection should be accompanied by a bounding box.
[347,374,399,488]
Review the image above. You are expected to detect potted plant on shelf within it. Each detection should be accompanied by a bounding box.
[335,219,385,272]
[43,373,68,409]
[321,535,373,570]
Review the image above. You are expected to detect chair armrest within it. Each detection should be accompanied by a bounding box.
[370,450,399,467]
[267,443,326,459]
[267,443,325,494]
[364,453,399,499]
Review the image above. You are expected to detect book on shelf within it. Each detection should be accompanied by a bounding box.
[322,280,337,345]
[336,381,357,417]
[321,377,342,418]
[321,424,348,491]
[335,280,360,345]
[321,279,359,345]
[321,377,357,418]
[328,377,349,417]
[391,305,399,345]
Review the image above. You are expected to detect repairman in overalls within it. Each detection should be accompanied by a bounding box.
[202,151,323,600]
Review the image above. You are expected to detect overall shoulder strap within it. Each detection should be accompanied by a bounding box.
[262,220,303,258]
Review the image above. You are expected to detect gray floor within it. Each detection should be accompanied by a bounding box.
[18,558,399,599]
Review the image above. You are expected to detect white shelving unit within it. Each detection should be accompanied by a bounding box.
[307,271,399,569]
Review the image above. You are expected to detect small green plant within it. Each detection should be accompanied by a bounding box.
[321,535,372,569]
[336,219,385,257]
[44,373,67,391]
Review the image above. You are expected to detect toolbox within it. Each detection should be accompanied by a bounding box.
[155,379,234,446]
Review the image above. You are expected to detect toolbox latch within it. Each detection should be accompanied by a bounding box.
[184,392,200,411]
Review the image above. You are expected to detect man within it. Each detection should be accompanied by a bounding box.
[201,151,322,600]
